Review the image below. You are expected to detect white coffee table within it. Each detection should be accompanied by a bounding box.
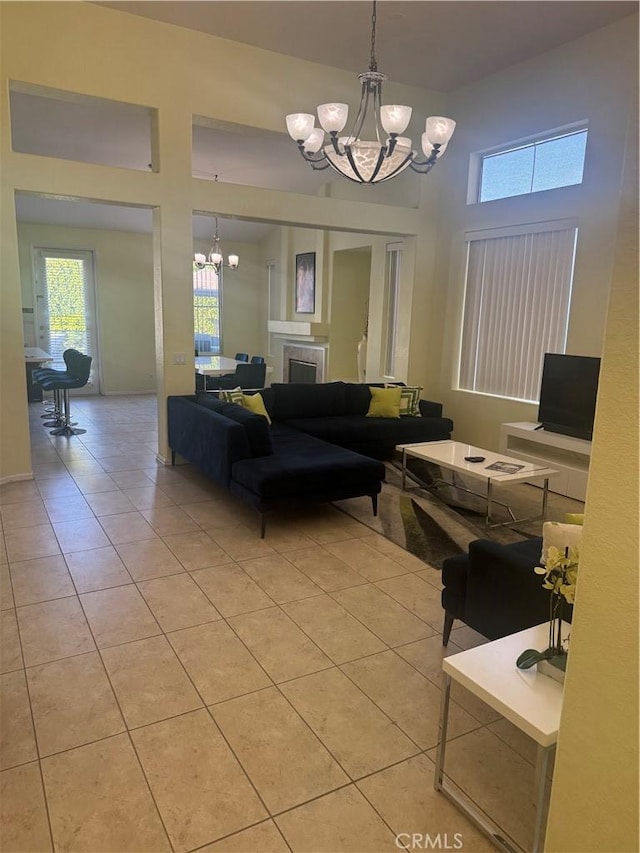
[396,440,557,526]
[435,624,565,853]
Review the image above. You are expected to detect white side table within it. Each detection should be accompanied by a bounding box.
[435,624,565,853]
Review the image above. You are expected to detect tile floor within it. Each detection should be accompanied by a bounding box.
[1,395,556,852]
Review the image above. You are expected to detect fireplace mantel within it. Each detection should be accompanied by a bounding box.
[268,320,329,341]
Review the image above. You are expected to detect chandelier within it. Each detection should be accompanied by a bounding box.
[285,1,456,185]
[194,215,239,272]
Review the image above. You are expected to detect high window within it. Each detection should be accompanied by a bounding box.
[475,127,588,203]
[458,221,578,402]
[193,267,221,355]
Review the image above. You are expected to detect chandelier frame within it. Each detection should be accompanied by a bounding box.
[286,0,454,185]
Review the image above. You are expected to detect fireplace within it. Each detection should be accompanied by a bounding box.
[289,359,317,383]
[283,345,326,383]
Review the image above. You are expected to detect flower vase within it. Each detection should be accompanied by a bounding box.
[537,657,566,684]
[516,593,568,683]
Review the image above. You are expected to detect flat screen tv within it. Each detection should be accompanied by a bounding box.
[537,353,600,441]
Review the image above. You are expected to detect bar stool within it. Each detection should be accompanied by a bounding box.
[36,349,81,426]
[39,351,92,437]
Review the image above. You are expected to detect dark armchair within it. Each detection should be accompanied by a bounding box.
[234,362,266,388]
[441,537,573,644]
[196,361,266,393]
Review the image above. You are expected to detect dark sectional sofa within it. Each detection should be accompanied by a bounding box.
[167,381,453,536]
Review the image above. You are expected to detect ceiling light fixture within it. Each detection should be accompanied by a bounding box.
[194,215,239,272]
[285,0,456,185]
[194,177,239,272]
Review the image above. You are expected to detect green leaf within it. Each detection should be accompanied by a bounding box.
[516,648,553,669]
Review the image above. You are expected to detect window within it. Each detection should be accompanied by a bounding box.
[193,267,221,354]
[383,243,402,377]
[476,128,587,203]
[34,248,99,392]
[458,222,578,402]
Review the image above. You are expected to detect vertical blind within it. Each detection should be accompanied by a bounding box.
[37,249,97,387]
[193,266,222,354]
[459,224,578,402]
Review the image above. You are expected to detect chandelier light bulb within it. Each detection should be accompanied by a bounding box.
[425,116,456,146]
[194,253,207,265]
[209,250,222,265]
[303,127,325,153]
[421,135,449,159]
[317,103,349,133]
[380,105,412,135]
[286,113,315,142]
[227,254,239,270]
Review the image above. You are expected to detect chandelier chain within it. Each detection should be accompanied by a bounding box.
[369,0,377,72]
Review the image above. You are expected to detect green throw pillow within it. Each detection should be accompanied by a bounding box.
[564,513,585,525]
[242,392,271,424]
[399,386,422,416]
[219,386,244,406]
[366,386,401,418]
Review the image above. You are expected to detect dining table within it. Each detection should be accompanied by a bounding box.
[24,347,53,402]
[195,355,242,377]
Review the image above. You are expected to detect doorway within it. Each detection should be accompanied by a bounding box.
[33,248,100,393]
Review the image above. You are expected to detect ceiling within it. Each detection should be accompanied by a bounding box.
[97,1,637,93]
[14,1,637,241]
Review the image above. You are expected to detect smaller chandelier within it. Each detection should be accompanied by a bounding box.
[285,1,456,185]
[194,216,239,272]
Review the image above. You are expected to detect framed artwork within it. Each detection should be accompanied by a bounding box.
[295,252,316,314]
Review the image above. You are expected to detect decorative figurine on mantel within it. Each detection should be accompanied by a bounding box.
[357,304,368,383]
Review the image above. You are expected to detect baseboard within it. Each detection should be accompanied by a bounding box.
[0,472,34,486]
[99,389,157,396]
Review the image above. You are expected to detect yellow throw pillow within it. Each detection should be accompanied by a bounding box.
[564,513,585,525]
[366,386,401,418]
[242,392,271,424]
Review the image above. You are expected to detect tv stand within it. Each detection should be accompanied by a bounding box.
[499,422,591,501]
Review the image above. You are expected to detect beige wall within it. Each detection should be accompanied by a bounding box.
[194,236,265,362]
[329,248,371,381]
[17,223,156,394]
[545,91,639,853]
[433,16,637,450]
[0,0,426,478]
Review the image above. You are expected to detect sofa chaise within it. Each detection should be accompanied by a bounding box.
[167,381,453,535]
